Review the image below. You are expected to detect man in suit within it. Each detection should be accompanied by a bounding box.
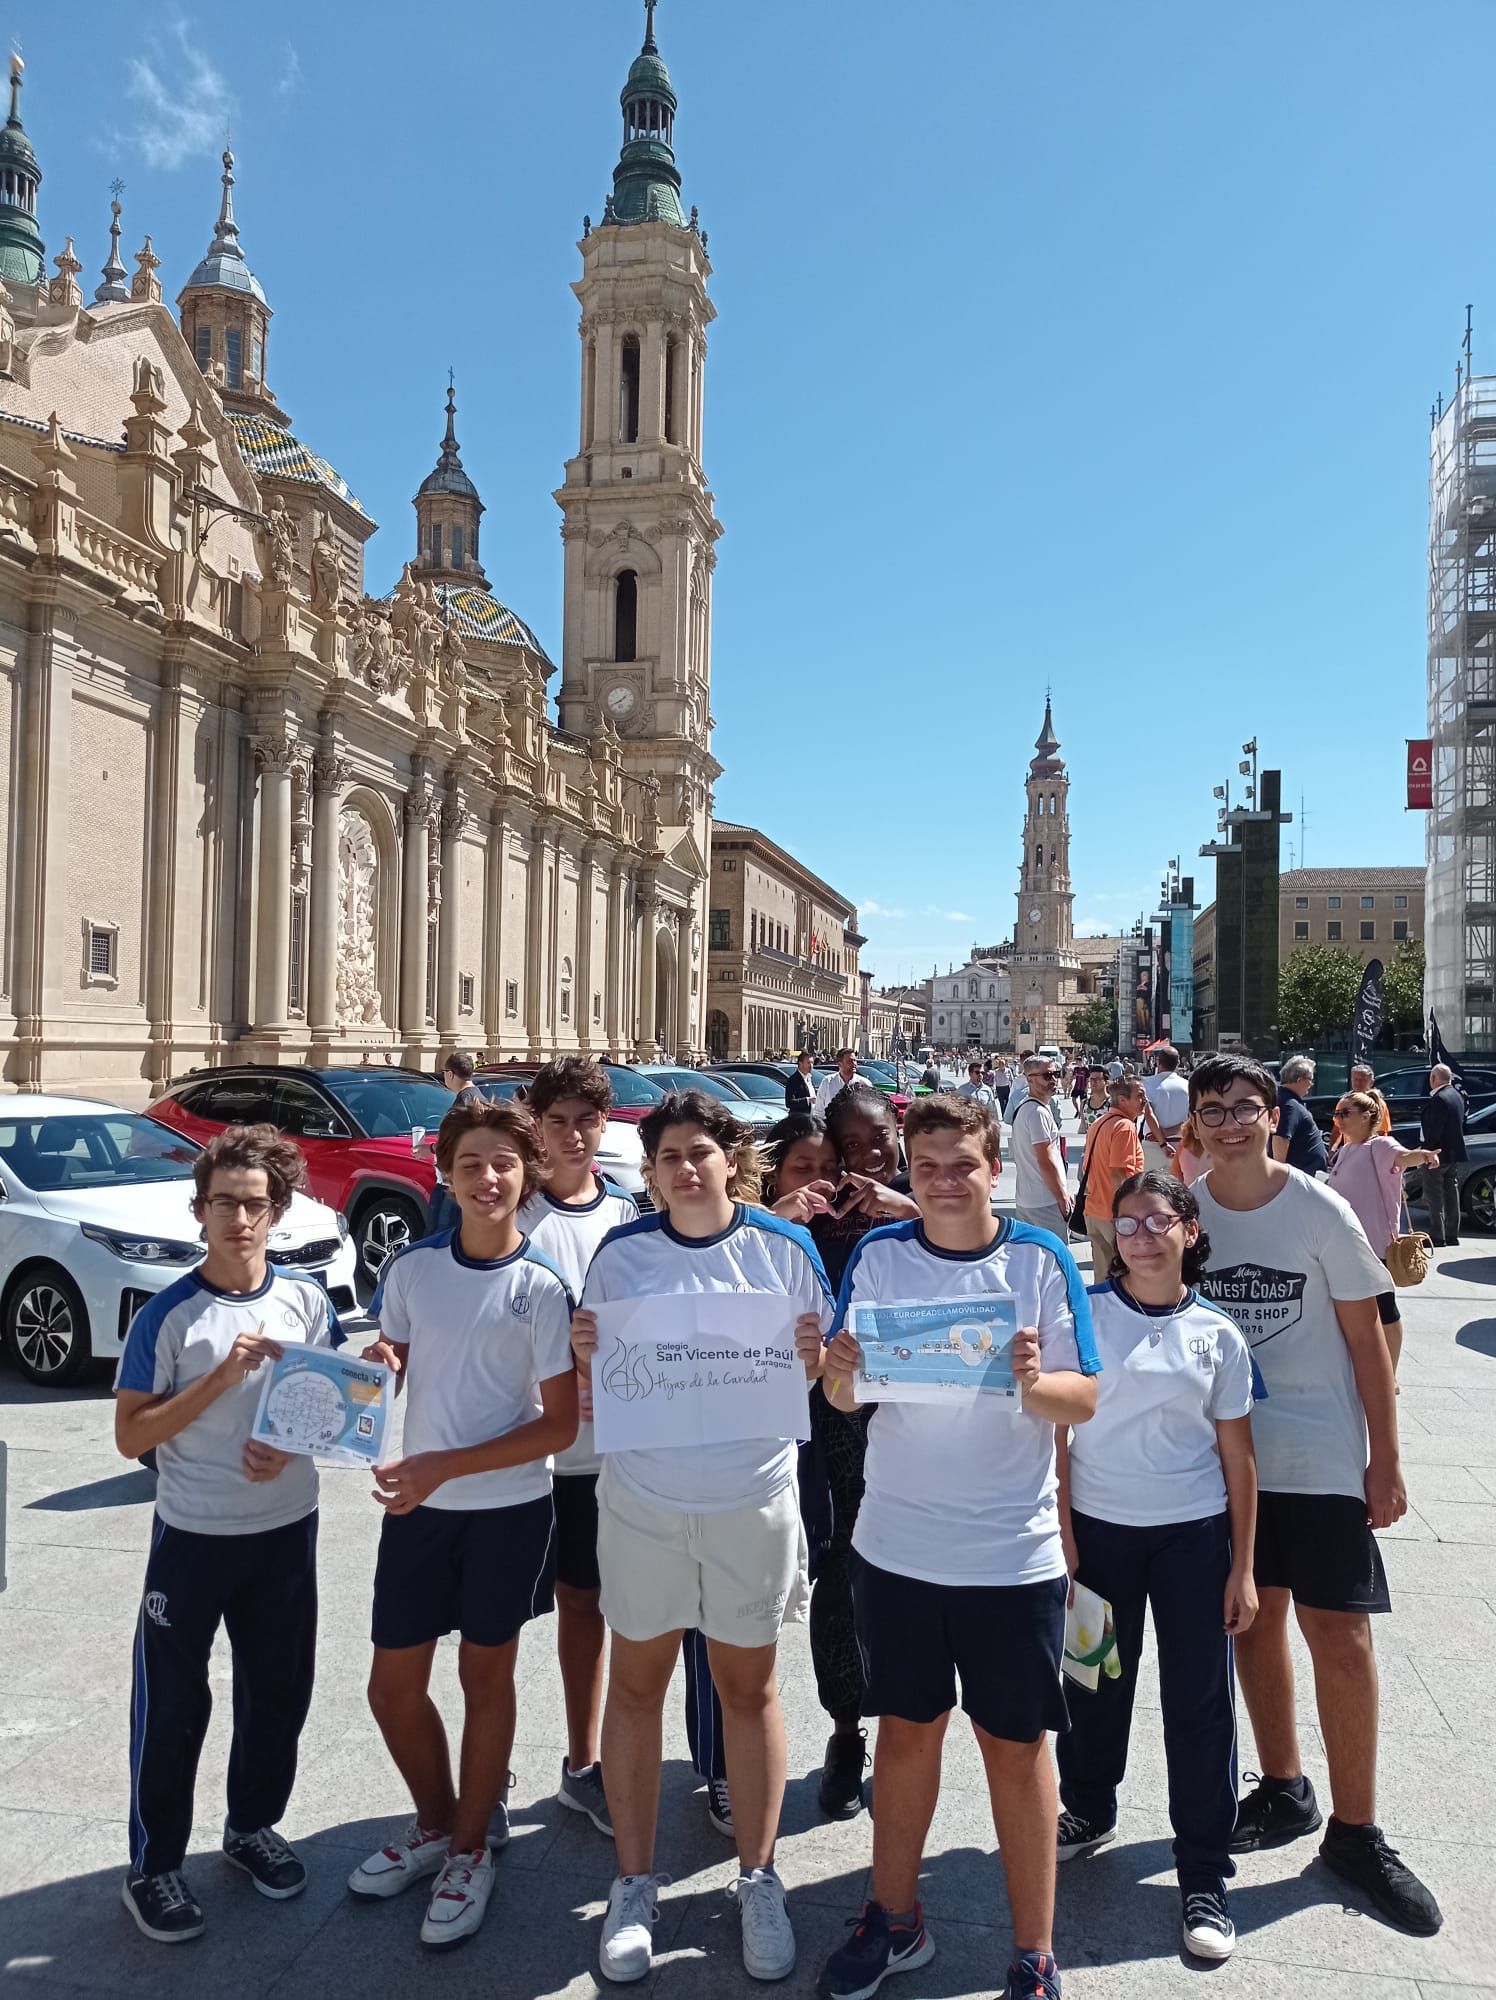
[1419,1064,1468,1248]
[785,1050,815,1116]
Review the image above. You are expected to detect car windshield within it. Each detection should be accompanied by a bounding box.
[322,1073,457,1136]
[0,1112,199,1190]
[603,1066,666,1107]
[717,1071,784,1101]
[650,1069,739,1099]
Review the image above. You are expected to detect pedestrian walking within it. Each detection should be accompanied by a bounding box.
[1419,1064,1467,1248]
[1142,1045,1189,1172]
[1010,1055,1070,1238]
[1273,1056,1329,1178]
[1078,1078,1146,1277]
[1326,1092,1438,1374]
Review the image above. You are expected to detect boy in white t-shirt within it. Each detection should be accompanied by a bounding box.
[818,1094,1099,2000]
[516,1058,637,1838]
[1188,1053,1442,1939]
[350,1101,577,1951]
[571,1090,832,1986]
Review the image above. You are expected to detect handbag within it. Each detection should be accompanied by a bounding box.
[1384,1198,1431,1288]
[1068,1113,1119,1239]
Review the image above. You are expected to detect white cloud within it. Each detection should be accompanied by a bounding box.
[125,23,231,171]
[859,898,909,920]
[922,904,972,925]
[277,45,304,103]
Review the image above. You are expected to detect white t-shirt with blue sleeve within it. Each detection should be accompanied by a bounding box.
[517,1177,638,1478]
[115,1269,344,1536]
[580,1205,833,1514]
[835,1218,1100,1588]
[376,1230,576,1511]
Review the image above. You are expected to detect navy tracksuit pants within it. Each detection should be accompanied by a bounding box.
[682,1627,727,1782]
[1056,1508,1237,1889]
[128,1513,319,1877]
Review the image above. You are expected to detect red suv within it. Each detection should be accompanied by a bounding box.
[149,1065,459,1290]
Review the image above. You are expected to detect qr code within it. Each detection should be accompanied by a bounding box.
[356,1412,375,1437]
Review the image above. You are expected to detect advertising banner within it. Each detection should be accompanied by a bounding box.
[1407,740,1433,811]
[1170,906,1195,1047]
[1350,958,1384,1071]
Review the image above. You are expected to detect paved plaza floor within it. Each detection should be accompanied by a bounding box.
[2,1158,1494,1997]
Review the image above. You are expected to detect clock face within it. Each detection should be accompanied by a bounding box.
[605,684,638,719]
[1028,908,1042,924]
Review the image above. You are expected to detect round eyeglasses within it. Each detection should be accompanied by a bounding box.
[1114,1212,1183,1238]
[1195,1100,1269,1128]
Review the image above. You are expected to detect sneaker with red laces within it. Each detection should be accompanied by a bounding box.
[347,1821,451,1899]
[419,1846,495,1950]
[1004,1950,1062,1999]
[817,1899,934,1999]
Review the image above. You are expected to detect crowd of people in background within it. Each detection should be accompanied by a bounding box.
[108,1029,1465,1996]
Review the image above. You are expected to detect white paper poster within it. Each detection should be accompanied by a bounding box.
[591,1293,811,1454]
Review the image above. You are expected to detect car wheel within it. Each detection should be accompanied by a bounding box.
[353,1193,426,1289]
[1464,1170,1496,1235]
[4,1266,92,1386]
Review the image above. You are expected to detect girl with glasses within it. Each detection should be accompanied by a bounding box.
[1325,1093,1438,1373]
[1054,1170,1258,1965]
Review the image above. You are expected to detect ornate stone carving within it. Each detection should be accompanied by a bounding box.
[347,601,373,684]
[335,807,383,1027]
[438,619,466,696]
[313,752,351,794]
[404,785,435,828]
[309,511,342,615]
[367,611,400,693]
[262,498,297,588]
[254,733,297,776]
[440,799,472,842]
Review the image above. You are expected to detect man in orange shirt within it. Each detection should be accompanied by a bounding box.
[1081,1078,1147,1276]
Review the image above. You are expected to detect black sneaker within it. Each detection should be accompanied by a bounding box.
[1004,1950,1062,1999]
[1181,1883,1235,1960]
[1229,1772,1322,1852]
[121,1869,205,1943]
[222,1825,307,1900]
[818,1728,869,1820]
[1056,1809,1117,1861]
[817,1899,935,1998]
[1320,1817,1443,1936]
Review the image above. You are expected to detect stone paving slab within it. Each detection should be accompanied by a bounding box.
[2,1160,1493,1998]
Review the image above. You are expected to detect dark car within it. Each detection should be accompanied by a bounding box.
[1307,1064,1496,1134]
[1393,1100,1496,1235]
[149,1065,457,1289]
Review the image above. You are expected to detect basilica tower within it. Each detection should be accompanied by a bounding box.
[1013,698,1080,1047]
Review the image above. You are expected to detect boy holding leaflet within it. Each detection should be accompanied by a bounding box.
[818,1093,1100,2000]
[516,1057,637,1836]
[350,1100,577,1950]
[114,1125,344,1943]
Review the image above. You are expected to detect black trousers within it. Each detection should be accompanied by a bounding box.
[1056,1508,1237,1890]
[809,1390,871,1726]
[1425,1163,1463,1246]
[128,1512,319,1877]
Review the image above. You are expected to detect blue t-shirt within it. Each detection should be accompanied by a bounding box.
[1275,1088,1328,1177]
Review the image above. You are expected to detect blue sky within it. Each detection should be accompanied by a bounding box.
[19,1,1482,984]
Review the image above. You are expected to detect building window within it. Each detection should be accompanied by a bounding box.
[84,919,119,985]
[451,526,465,572]
[593,991,602,1023]
[1393,920,1409,940]
[1328,895,1341,909]
[430,521,443,567]
[664,334,678,443]
[225,326,243,389]
[459,972,475,1013]
[1294,921,1309,940]
[1360,920,1375,941]
[614,570,638,662]
[619,334,641,442]
[1294,896,1309,910]
[250,334,263,380]
[560,956,573,1022]
[720,857,737,873]
[505,979,519,1017]
[288,894,307,1015]
[1327,920,1343,940]
[1360,895,1374,909]
[194,324,212,370]
[709,908,730,949]
[1394,894,1408,909]
[425,922,438,1021]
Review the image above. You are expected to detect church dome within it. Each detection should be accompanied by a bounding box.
[434,583,553,668]
[226,411,365,515]
[182,149,266,303]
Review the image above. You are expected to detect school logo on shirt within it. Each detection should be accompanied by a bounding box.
[1188,1333,1213,1366]
[511,1275,532,1317]
[1197,1264,1306,1347]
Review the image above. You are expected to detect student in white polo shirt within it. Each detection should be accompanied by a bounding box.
[349,1100,577,1951]
[570,1090,832,1986]
[817,1093,1100,2000]
[1054,1169,1258,1964]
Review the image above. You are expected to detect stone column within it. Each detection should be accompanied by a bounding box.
[547,833,563,1048]
[483,803,510,1045]
[437,795,468,1042]
[676,904,693,1058]
[575,844,597,1051]
[400,784,432,1038]
[640,317,666,442]
[253,733,296,1033]
[605,859,626,1055]
[523,819,546,1056]
[308,753,349,1039]
[636,878,658,1059]
[13,598,79,1088]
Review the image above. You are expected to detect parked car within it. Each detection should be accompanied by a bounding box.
[0,1095,358,1386]
[640,1066,780,1130]
[1307,1064,1496,1134]
[149,1065,456,1290]
[471,1064,654,1203]
[707,1067,794,1111]
[713,1061,797,1089]
[1394,1100,1496,1235]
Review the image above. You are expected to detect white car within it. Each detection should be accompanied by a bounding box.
[641,1066,783,1130]
[0,1095,359,1386]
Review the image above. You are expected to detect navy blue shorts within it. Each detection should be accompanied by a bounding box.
[851,1553,1069,1742]
[552,1472,601,1593]
[372,1493,556,1649]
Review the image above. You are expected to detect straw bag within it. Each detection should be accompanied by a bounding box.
[1384,1200,1431,1288]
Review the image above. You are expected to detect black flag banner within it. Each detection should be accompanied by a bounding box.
[1351,959,1384,1072]
[1429,1011,1466,1083]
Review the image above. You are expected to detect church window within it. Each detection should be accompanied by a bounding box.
[614,569,638,662]
[250,335,263,380]
[195,324,212,370]
[969,980,979,998]
[1049,794,1057,815]
[505,979,519,1017]
[988,984,996,999]
[429,521,443,567]
[665,335,679,443]
[85,920,118,983]
[425,921,438,1023]
[451,526,465,572]
[1036,846,1043,867]
[288,895,306,1015]
[619,335,641,443]
[459,973,475,1013]
[225,326,243,389]
[950,984,959,1000]
[584,342,597,449]
[560,957,573,1022]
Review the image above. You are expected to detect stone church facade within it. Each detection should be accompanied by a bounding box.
[0,13,716,1101]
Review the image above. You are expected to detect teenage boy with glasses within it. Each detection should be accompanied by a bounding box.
[113,1125,345,1942]
[1187,1054,1441,1937]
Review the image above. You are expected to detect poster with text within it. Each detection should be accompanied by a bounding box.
[591,1293,811,1453]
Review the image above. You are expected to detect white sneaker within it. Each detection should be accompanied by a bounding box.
[419,1847,494,1950]
[731,1866,796,1982]
[600,1873,668,1983]
[1181,1885,1235,1961]
[347,1820,451,1899]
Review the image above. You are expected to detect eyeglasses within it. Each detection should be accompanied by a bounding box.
[1195,1100,1269,1128]
[202,1196,275,1221]
[1034,1070,1061,1081]
[1114,1212,1183,1238]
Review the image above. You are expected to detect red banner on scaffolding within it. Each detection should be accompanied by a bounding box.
[1407,740,1433,811]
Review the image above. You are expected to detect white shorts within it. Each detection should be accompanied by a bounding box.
[595,1466,810,1649]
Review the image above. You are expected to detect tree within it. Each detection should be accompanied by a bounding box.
[1382,935,1425,1038]
[1277,943,1364,1045]
[1067,997,1117,1050]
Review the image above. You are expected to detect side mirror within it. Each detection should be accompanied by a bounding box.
[302,1118,349,1142]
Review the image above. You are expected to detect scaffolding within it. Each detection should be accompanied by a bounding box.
[1427,375,1496,1050]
